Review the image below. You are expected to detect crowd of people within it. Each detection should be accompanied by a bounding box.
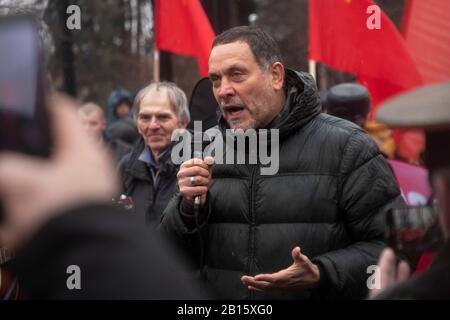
[1,12,449,301]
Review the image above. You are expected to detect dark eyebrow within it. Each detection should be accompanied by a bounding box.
[138,110,173,117]
[208,73,219,80]
[137,113,150,119]
[157,113,173,117]
[209,64,247,80]
[226,64,246,74]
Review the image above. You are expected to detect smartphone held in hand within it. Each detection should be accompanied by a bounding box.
[0,15,51,157]
[0,15,51,224]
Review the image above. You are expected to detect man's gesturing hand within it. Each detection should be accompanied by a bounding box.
[177,156,214,207]
[241,246,321,292]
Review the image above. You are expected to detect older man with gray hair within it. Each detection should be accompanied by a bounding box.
[118,81,190,226]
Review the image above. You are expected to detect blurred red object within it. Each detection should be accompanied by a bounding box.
[309,0,423,110]
[414,252,436,275]
[155,0,215,76]
[309,0,426,164]
[394,130,425,165]
[388,159,430,205]
[403,0,450,84]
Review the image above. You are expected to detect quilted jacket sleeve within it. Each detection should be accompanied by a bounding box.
[159,194,212,268]
[312,130,405,299]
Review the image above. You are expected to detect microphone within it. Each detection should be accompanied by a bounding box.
[194,194,201,206]
[190,139,213,281]
[192,150,203,208]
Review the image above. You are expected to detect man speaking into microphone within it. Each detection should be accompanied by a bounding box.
[160,26,403,300]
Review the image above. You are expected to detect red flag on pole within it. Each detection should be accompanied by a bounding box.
[309,0,423,112]
[155,0,215,77]
[402,0,450,84]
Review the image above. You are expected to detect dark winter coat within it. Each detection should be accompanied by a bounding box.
[160,70,403,299]
[119,138,178,226]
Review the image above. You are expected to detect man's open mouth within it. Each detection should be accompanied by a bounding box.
[223,105,245,115]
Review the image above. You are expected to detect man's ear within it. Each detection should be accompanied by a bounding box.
[178,121,188,129]
[270,62,285,91]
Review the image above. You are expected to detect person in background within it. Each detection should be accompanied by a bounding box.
[78,102,134,163]
[0,10,204,300]
[106,88,133,126]
[77,102,107,146]
[325,83,396,158]
[118,82,190,226]
[0,94,205,299]
[325,83,370,128]
[106,117,140,148]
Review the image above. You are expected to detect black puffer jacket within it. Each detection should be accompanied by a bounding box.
[160,70,403,299]
[119,138,178,226]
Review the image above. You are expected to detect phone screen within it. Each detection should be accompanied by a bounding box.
[0,16,50,157]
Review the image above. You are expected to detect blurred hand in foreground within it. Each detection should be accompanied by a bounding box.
[0,94,119,249]
[368,248,411,299]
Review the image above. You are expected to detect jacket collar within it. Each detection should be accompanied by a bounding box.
[138,145,172,169]
[125,138,177,181]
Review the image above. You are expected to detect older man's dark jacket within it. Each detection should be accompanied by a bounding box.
[160,70,403,299]
[119,138,178,226]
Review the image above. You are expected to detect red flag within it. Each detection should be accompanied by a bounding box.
[309,0,423,112]
[155,0,215,76]
[402,0,450,84]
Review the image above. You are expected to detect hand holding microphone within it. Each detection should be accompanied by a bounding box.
[177,154,214,209]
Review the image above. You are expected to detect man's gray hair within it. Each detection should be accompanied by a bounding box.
[133,81,190,125]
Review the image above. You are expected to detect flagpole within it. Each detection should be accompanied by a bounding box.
[153,47,160,81]
[152,0,160,81]
[309,59,317,83]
